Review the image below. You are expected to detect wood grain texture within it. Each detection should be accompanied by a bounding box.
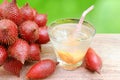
[0,34,120,80]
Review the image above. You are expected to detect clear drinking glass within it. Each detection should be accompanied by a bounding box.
[48,18,96,70]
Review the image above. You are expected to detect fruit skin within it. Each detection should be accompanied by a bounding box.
[20,3,34,21]
[0,0,8,9]
[34,14,47,27]
[37,26,50,44]
[3,57,23,77]
[2,0,22,25]
[27,59,56,79]
[84,48,102,73]
[0,19,18,45]
[28,43,40,61]
[8,39,29,64]
[0,0,9,19]
[19,20,39,43]
[0,45,7,66]
[0,9,2,19]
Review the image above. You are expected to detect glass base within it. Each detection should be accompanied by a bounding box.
[58,59,83,70]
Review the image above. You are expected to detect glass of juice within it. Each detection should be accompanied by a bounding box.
[48,18,96,70]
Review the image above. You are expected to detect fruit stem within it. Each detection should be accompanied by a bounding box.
[25,3,29,6]
[32,29,36,33]
[12,0,16,4]
[56,62,59,65]
[96,70,101,74]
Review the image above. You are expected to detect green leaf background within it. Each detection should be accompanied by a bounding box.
[0,0,120,33]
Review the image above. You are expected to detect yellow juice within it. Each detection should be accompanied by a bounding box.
[58,51,85,64]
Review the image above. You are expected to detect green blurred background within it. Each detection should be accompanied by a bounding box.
[0,0,120,33]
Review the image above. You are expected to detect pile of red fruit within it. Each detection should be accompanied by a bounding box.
[0,0,51,78]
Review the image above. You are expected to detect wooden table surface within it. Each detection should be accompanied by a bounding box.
[0,34,120,80]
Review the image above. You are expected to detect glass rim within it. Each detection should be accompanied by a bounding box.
[48,18,96,41]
